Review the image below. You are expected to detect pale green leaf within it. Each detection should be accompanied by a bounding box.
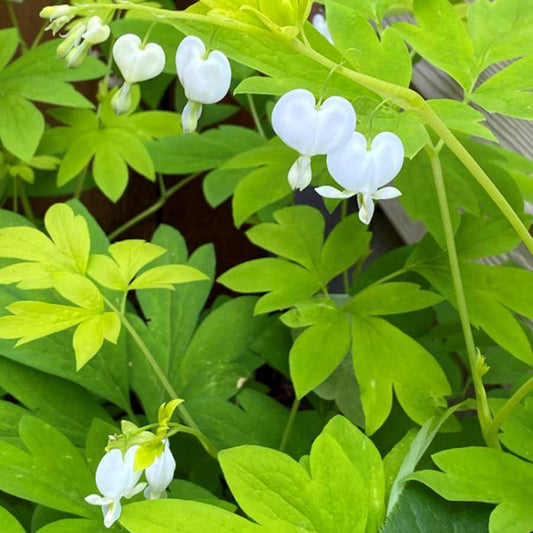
[44,203,91,274]
[92,141,129,202]
[351,313,450,434]
[326,1,411,86]
[411,447,533,533]
[129,264,209,290]
[347,282,443,315]
[0,94,44,161]
[73,312,121,370]
[53,273,103,312]
[290,311,350,398]
[0,301,92,345]
[120,499,261,533]
[87,254,128,292]
[393,0,475,90]
[429,99,496,142]
[109,240,167,283]
[246,206,324,275]
[218,258,322,314]
[472,56,533,120]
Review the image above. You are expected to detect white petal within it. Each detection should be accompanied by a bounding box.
[288,156,312,191]
[182,50,232,104]
[113,34,165,84]
[125,482,147,499]
[272,89,356,156]
[175,36,206,86]
[312,14,333,43]
[144,441,176,500]
[122,446,144,497]
[102,499,122,529]
[373,186,401,200]
[315,186,356,199]
[176,36,231,104]
[82,16,110,45]
[357,193,375,225]
[370,132,405,189]
[327,132,373,192]
[85,494,110,506]
[95,450,132,499]
[181,100,203,134]
[95,445,141,499]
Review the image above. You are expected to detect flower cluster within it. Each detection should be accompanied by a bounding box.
[41,6,110,68]
[85,400,182,528]
[110,34,231,126]
[86,441,176,528]
[272,89,404,224]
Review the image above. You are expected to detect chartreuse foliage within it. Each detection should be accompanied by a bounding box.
[2,0,533,531]
[120,416,386,533]
[0,202,208,369]
[0,29,106,162]
[219,205,451,433]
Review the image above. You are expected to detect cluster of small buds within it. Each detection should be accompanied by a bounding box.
[58,16,110,68]
[41,6,110,68]
[40,4,76,35]
[272,88,404,225]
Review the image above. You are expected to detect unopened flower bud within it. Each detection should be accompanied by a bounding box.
[56,21,86,58]
[82,16,111,45]
[65,43,89,68]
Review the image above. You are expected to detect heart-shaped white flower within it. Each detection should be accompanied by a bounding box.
[316,131,404,224]
[176,36,232,133]
[176,36,232,104]
[113,34,166,84]
[271,88,356,190]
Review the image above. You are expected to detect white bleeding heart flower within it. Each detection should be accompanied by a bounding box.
[112,33,165,114]
[271,88,356,191]
[176,35,232,133]
[312,13,333,43]
[85,446,146,529]
[144,440,176,500]
[316,131,404,225]
[113,34,166,84]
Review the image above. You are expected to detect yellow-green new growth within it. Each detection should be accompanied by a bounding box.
[0,203,209,370]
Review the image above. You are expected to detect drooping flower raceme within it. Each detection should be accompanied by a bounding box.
[312,13,333,43]
[85,446,146,529]
[144,440,176,500]
[112,34,166,114]
[175,35,232,134]
[272,89,356,191]
[316,131,404,224]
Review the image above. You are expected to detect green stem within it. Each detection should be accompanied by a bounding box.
[341,200,350,293]
[7,1,28,51]
[486,375,533,444]
[426,146,497,448]
[103,297,217,458]
[280,397,301,452]
[17,180,35,225]
[109,173,199,241]
[12,176,18,213]
[246,94,266,138]
[74,166,89,201]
